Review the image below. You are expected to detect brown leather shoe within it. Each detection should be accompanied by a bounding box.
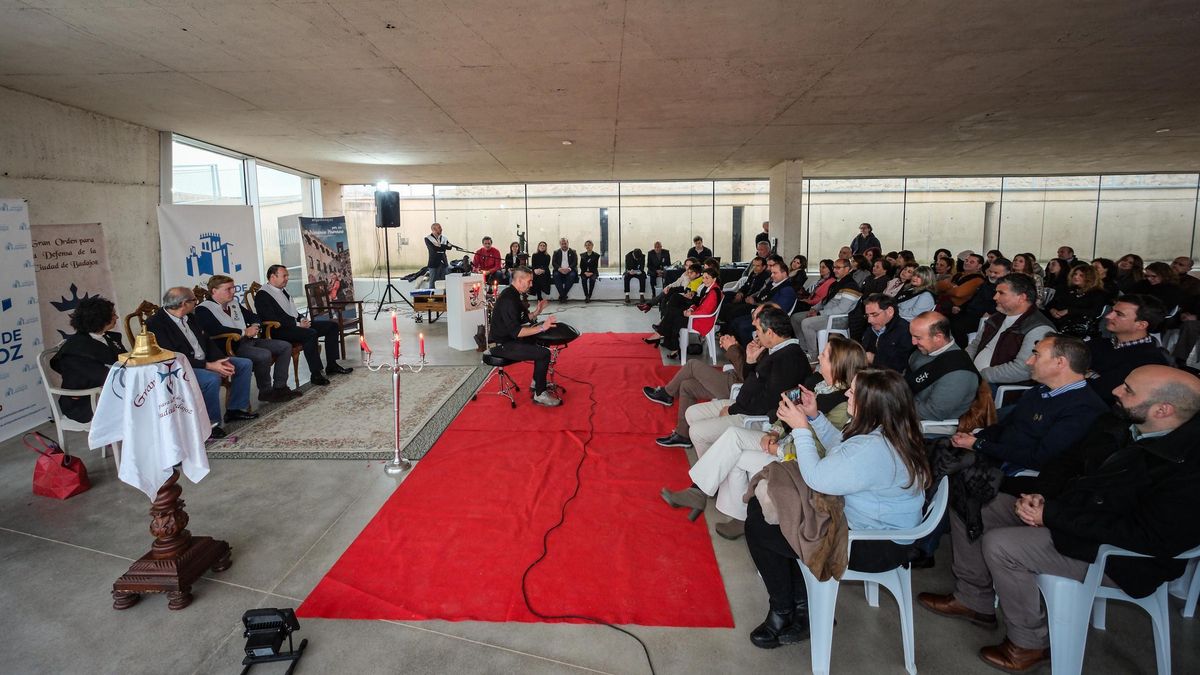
[917,592,997,627]
[978,639,1050,672]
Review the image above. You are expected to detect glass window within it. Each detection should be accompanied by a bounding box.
[715,180,770,262]
[256,164,305,299]
[341,184,435,273]
[434,184,525,266]
[619,181,714,264]
[997,176,1099,264]
[1095,174,1199,263]
[903,177,1002,264]
[807,178,905,261]
[171,140,245,205]
[526,183,620,270]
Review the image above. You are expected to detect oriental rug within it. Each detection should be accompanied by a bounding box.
[297,333,734,627]
[206,365,487,460]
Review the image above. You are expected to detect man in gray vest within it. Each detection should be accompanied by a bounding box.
[966,274,1054,387]
[906,311,979,422]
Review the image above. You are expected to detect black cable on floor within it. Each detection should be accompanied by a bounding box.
[517,367,657,675]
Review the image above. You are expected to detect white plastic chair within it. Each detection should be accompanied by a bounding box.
[799,476,950,675]
[1037,543,1200,675]
[815,313,850,358]
[680,294,724,365]
[995,384,1033,408]
[1169,558,1199,618]
[36,345,120,464]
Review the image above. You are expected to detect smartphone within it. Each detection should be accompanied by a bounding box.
[785,387,803,403]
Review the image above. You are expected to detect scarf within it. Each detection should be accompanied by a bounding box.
[259,283,299,318]
[198,299,247,330]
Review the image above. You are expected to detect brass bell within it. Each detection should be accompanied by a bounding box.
[120,325,176,366]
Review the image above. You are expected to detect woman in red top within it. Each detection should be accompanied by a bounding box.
[653,268,720,359]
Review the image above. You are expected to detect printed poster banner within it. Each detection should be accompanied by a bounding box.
[31,223,117,348]
[158,204,262,304]
[300,216,356,317]
[0,198,51,441]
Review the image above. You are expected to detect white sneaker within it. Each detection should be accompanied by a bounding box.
[532,390,562,407]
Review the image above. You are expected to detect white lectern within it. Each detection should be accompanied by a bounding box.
[446,273,487,351]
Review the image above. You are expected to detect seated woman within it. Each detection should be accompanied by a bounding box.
[1131,260,1183,311]
[1010,252,1044,302]
[894,265,936,322]
[795,259,835,312]
[529,241,552,300]
[499,241,523,285]
[660,335,866,540]
[646,267,719,359]
[788,255,808,294]
[884,261,915,296]
[742,368,932,648]
[1046,263,1109,336]
[49,296,126,423]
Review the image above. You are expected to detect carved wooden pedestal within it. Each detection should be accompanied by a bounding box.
[112,469,232,610]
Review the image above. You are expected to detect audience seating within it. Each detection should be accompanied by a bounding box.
[304,280,364,360]
[815,313,850,358]
[1171,559,1199,618]
[124,298,236,409]
[798,476,950,675]
[679,294,724,365]
[244,281,302,388]
[1037,543,1200,675]
[35,345,121,464]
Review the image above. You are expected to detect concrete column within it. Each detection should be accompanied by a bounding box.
[769,160,804,259]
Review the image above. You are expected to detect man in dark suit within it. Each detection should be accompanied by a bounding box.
[861,293,914,372]
[690,235,714,262]
[255,264,352,386]
[49,296,126,423]
[550,237,579,301]
[146,287,256,438]
[647,241,672,294]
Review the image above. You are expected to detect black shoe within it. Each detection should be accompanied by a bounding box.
[327,364,353,375]
[642,335,663,344]
[311,373,331,386]
[666,350,680,360]
[637,303,652,313]
[209,425,228,440]
[224,409,259,423]
[274,387,302,400]
[655,432,692,448]
[750,609,808,649]
[909,548,936,569]
[643,386,674,406]
[651,323,661,332]
[257,389,282,403]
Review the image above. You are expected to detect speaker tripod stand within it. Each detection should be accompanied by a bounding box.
[374,229,417,320]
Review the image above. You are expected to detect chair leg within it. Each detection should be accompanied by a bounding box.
[1179,559,1199,618]
[1146,585,1171,675]
[706,331,717,365]
[895,570,917,675]
[798,562,839,675]
[493,368,519,408]
[1037,575,1092,675]
[292,352,302,389]
[678,328,689,364]
[864,580,880,607]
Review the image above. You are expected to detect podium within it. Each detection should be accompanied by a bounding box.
[445,273,487,351]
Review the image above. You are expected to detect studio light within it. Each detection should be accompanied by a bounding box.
[240,607,307,672]
[376,180,390,192]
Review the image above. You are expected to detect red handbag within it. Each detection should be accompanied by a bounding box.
[24,432,91,499]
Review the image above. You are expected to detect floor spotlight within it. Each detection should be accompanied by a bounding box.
[240,607,307,674]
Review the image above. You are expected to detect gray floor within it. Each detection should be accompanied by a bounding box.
[2,283,1196,674]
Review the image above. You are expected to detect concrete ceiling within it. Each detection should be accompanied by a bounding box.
[2,0,1199,184]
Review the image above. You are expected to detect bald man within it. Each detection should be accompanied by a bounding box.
[920,365,1200,672]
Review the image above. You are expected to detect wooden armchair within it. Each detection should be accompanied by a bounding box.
[193,286,241,357]
[124,297,237,409]
[304,280,364,359]
[245,281,302,388]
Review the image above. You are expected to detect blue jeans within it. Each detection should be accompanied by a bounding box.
[551,269,578,298]
[193,357,252,423]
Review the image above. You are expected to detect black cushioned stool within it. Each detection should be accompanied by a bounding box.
[475,350,521,408]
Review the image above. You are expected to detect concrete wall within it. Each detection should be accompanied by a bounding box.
[0,86,160,316]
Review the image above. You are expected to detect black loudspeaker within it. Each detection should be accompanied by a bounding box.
[375,190,400,228]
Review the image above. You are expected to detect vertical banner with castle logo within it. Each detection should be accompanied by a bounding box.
[299,216,356,317]
[31,223,117,348]
[158,205,262,302]
[0,198,51,441]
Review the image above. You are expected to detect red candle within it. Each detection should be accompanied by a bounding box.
[492,280,498,296]
[360,335,370,353]
[391,309,398,335]
[393,336,400,359]
[419,332,425,358]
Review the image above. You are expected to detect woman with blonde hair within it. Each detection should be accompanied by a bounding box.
[1046,263,1109,336]
[660,336,866,540]
[895,265,936,322]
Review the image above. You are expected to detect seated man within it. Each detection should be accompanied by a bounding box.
[255,264,353,386]
[906,311,979,422]
[1088,294,1170,405]
[644,332,745,434]
[950,257,1008,346]
[196,274,299,403]
[623,247,647,303]
[724,256,768,307]
[966,273,1054,387]
[935,253,987,311]
[795,258,861,357]
[489,266,561,407]
[861,293,913,372]
[147,287,256,439]
[647,241,672,295]
[471,236,502,281]
[638,257,696,312]
[726,256,798,344]
[690,235,713,261]
[49,296,126,423]
[657,307,809,453]
[550,238,579,301]
[919,365,1200,672]
[948,334,1106,474]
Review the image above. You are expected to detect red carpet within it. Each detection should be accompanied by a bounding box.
[297,333,734,627]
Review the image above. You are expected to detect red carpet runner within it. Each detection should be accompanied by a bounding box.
[298,333,734,627]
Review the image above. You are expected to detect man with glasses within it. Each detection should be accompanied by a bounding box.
[794,258,862,358]
[146,286,256,439]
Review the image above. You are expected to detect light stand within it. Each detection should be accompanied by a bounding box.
[360,313,426,475]
[374,228,416,320]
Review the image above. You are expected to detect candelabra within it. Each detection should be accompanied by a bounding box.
[360,311,427,475]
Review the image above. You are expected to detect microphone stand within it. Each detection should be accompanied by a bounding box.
[375,228,417,320]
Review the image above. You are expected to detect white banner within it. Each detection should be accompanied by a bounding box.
[0,198,51,441]
[158,204,262,303]
[31,223,117,347]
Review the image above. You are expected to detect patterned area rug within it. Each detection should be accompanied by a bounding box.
[206,366,488,460]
